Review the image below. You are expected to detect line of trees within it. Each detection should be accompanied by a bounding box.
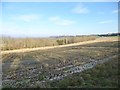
[97,33,120,37]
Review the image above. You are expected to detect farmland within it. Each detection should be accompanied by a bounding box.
[1,36,97,51]
[1,36,119,88]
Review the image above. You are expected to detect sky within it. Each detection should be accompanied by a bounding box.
[1,2,118,37]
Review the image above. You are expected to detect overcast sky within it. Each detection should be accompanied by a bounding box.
[1,2,118,37]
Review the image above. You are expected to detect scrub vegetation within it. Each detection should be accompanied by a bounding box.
[1,36,97,50]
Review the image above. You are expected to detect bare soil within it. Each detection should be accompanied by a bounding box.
[1,37,119,88]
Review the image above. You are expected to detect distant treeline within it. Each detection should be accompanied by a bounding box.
[97,33,120,37]
[1,35,97,51]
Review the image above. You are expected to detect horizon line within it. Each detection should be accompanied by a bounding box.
[0,32,119,38]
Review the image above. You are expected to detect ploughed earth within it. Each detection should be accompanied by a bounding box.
[1,39,119,88]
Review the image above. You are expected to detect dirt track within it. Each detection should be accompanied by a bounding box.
[2,37,118,88]
[1,37,118,54]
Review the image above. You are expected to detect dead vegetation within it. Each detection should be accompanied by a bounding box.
[2,37,119,88]
[1,36,97,51]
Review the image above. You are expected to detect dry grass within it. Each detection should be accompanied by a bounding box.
[1,36,97,51]
[1,37,118,55]
[2,37,119,88]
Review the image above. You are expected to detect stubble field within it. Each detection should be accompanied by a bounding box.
[1,37,119,88]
